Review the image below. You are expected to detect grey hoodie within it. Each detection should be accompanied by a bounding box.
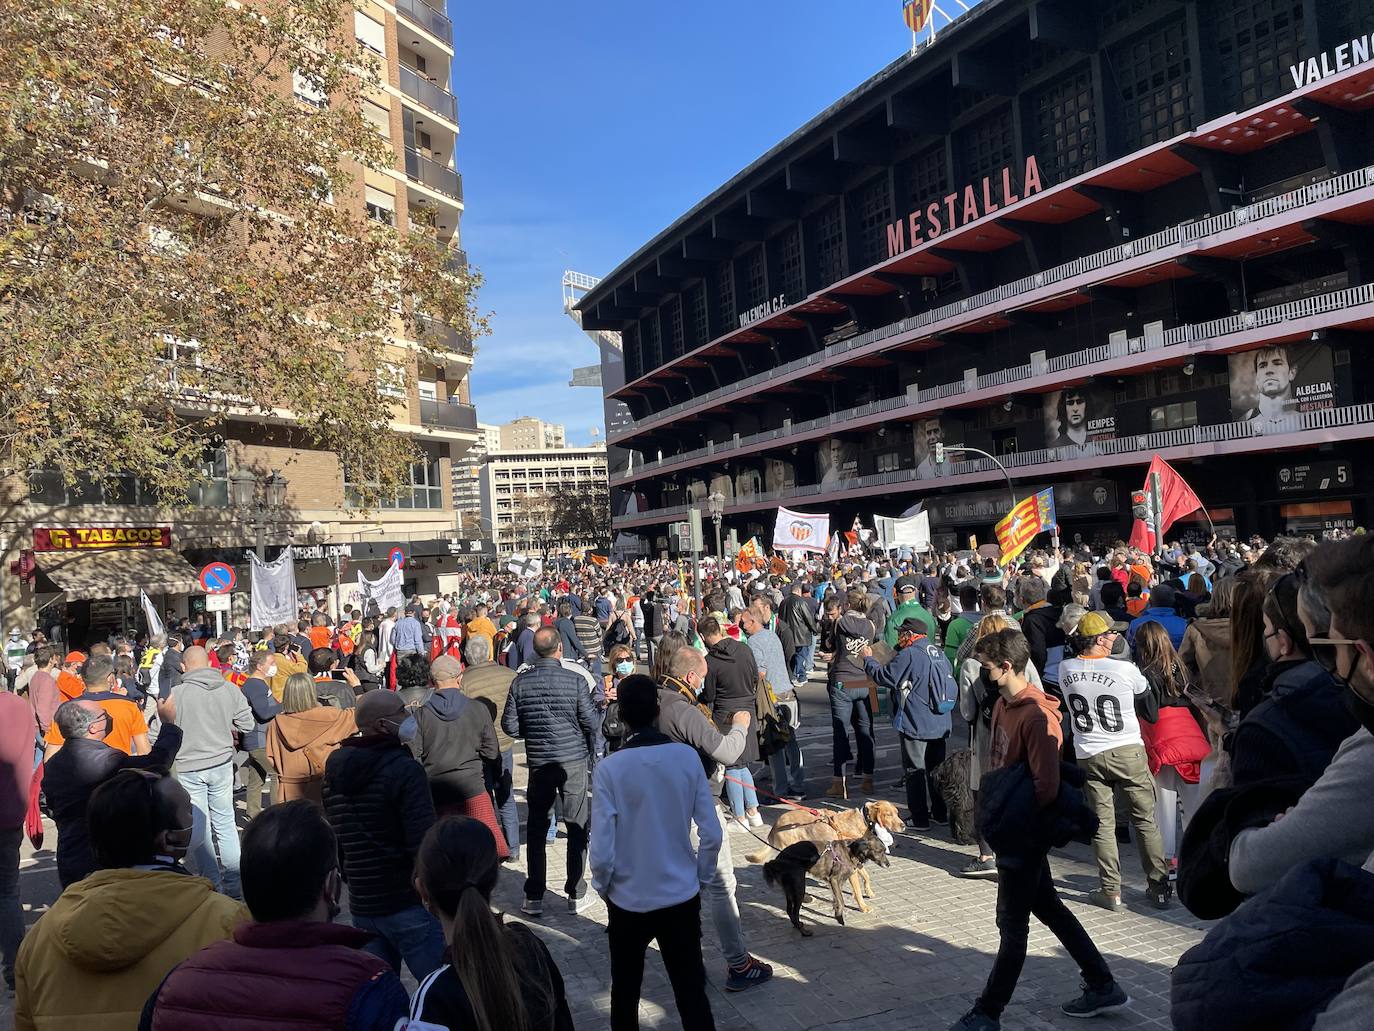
[170,667,255,773]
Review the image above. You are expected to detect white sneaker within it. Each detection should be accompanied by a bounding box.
[729,818,750,833]
[747,811,764,828]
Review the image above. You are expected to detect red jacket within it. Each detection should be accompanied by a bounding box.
[1140,705,1210,784]
[147,919,408,1030]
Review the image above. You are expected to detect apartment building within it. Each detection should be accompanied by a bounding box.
[453,422,500,529]
[481,443,608,556]
[584,0,1374,554]
[0,0,480,640]
[499,416,566,451]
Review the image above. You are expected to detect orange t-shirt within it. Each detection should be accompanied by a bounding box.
[56,670,84,703]
[309,626,334,651]
[45,694,148,755]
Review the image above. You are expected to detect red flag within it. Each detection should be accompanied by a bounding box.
[1129,456,1203,551]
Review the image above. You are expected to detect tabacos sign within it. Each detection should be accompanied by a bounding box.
[886,155,1044,258]
[33,526,172,551]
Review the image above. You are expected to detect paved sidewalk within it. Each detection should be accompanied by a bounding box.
[495,678,1210,1030]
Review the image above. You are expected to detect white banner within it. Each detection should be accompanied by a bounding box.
[139,590,164,639]
[773,507,830,552]
[874,511,932,551]
[356,560,406,617]
[249,546,298,631]
[508,554,543,577]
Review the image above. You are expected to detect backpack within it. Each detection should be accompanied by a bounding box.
[603,619,630,652]
[602,701,625,753]
[922,644,959,715]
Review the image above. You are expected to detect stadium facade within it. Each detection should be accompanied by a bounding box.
[581,0,1374,554]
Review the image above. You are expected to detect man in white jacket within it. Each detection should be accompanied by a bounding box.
[591,674,721,1031]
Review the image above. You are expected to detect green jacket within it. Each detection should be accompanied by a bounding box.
[942,614,977,665]
[883,600,936,647]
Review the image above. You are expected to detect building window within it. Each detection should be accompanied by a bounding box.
[687,281,709,350]
[1149,400,1198,431]
[875,451,901,473]
[958,105,1015,194]
[345,453,443,509]
[770,224,805,303]
[740,246,766,311]
[365,185,395,226]
[1111,15,1194,151]
[362,99,391,137]
[904,144,948,214]
[713,259,735,340]
[853,175,893,269]
[640,307,661,370]
[377,361,407,398]
[292,70,327,109]
[353,12,386,55]
[662,295,684,360]
[806,199,846,290]
[1212,0,1306,110]
[306,164,334,205]
[1033,62,1097,183]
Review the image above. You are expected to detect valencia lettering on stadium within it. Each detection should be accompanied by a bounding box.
[885,155,1044,258]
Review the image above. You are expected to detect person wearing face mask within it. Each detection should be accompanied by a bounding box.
[1228,572,1356,790]
[266,673,357,806]
[43,697,183,888]
[14,769,246,1030]
[322,688,444,981]
[138,800,410,1031]
[237,649,282,821]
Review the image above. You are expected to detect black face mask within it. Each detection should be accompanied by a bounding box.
[1343,688,1374,736]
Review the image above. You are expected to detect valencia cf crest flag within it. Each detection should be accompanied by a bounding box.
[903,0,932,34]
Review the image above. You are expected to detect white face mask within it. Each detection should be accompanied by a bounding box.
[266,665,278,679]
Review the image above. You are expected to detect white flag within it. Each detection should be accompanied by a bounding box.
[773,507,830,552]
[249,547,298,631]
[356,560,406,617]
[508,554,543,578]
[140,590,164,638]
[874,511,932,551]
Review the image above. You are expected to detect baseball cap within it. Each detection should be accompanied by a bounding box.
[64,650,86,665]
[430,655,463,682]
[1076,612,1127,637]
[897,582,917,596]
[897,617,929,635]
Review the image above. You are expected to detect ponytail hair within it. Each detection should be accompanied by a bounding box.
[415,817,534,1031]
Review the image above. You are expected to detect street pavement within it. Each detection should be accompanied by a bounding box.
[1,669,1211,1030]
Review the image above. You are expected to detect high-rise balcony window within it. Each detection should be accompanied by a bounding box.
[365,186,396,226]
[354,12,386,56]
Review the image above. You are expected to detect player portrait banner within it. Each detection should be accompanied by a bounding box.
[994,488,1057,567]
[1228,341,1335,432]
[249,546,298,631]
[873,511,931,551]
[773,507,830,552]
[356,560,406,617]
[1043,383,1116,454]
[816,437,859,488]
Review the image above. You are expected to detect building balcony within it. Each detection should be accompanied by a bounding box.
[419,398,477,431]
[614,400,1374,529]
[398,66,457,124]
[608,163,1374,445]
[615,278,1374,487]
[416,315,473,357]
[395,0,452,46]
[404,147,462,202]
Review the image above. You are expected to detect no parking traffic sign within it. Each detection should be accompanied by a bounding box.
[199,562,236,595]
[389,547,406,569]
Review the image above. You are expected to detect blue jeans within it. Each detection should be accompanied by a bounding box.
[179,761,241,898]
[829,684,875,777]
[487,748,520,861]
[724,765,757,818]
[354,903,446,981]
[791,641,815,683]
[768,737,806,795]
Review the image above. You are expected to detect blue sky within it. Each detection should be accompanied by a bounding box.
[453,1,981,445]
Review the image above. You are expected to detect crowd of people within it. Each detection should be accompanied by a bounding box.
[0,529,1372,1029]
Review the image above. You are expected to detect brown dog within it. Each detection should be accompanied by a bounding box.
[746,799,905,864]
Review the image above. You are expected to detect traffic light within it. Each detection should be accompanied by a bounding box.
[1131,489,1151,522]
[934,442,945,464]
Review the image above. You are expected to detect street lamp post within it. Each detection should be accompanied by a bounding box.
[707,491,725,558]
[231,469,288,561]
[939,446,1016,512]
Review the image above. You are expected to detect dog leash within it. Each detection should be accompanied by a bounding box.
[720,773,824,817]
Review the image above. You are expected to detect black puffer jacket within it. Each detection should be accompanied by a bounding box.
[1231,660,1357,790]
[322,734,435,917]
[500,658,595,767]
[1172,858,1374,1031]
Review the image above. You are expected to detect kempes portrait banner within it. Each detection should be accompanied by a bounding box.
[1229,341,1335,431]
[816,437,859,487]
[773,507,830,552]
[1043,383,1116,453]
